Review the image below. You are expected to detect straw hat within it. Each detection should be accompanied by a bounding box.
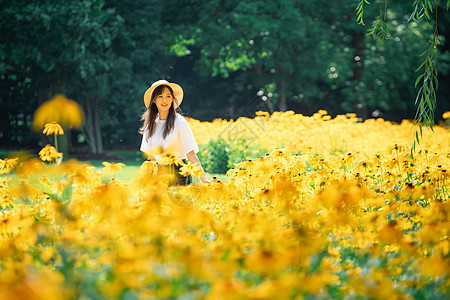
[143,79,184,109]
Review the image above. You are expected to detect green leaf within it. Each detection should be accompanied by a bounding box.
[424,7,430,19]
[356,3,363,13]
[415,86,423,105]
[415,60,426,72]
[427,1,433,12]
[415,74,424,87]
[419,48,429,57]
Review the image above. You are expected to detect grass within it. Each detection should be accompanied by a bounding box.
[107,150,143,162]
[1,149,230,183]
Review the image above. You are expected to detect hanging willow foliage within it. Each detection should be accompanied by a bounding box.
[355,0,449,157]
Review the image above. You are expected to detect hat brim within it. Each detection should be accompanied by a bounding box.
[144,82,184,109]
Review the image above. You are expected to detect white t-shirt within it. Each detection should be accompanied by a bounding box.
[140,114,199,161]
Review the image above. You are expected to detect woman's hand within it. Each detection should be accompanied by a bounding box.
[200,174,210,183]
[187,150,210,183]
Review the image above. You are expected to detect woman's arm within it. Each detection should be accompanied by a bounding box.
[186,150,210,183]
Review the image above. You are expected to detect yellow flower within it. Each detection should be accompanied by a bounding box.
[442,111,450,119]
[343,152,355,167]
[178,161,203,178]
[158,152,183,166]
[354,160,374,173]
[313,157,331,169]
[419,254,449,278]
[0,158,18,174]
[38,145,63,162]
[32,94,84,131]
[50,180,68,195]
[61,159,101,186]
[38,176,51,185]
[140,160,158,175]
[102,162,126,175]
[327,247,340,257]
[0,157,18,169]
[387,143,406,155]
[1,109,450,299]
[42,123,64,136]
[255,111,270,119]
[378,223,403,244]
[14,158,46,175]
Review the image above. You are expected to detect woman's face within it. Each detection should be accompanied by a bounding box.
[153,87,173,113]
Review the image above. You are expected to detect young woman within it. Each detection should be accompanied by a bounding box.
[139,79,210,184]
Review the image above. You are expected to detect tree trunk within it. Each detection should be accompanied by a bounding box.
[82,98,103,154]
[277,80,287,111]
[94,97,103,154]
[37,87,51,147]
[352,31,368,119]
[37,88,50,104]
[264,95,275,113]
[254,64,275,113]
[275,60,287,112]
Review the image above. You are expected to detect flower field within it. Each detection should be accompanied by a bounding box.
[1,111,449,299]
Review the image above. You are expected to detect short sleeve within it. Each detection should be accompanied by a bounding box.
[178,117,199,156]
[140,128,151,152]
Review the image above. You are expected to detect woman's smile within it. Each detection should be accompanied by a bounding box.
[155,87,173,112]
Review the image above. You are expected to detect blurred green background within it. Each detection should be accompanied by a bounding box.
[1,0,449,158]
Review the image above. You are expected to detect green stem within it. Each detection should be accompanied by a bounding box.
[54,133,59,152]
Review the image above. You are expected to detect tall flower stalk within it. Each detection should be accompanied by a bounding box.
[41,122,65,163]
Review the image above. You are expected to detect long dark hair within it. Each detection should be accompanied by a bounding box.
[139,85,180,140]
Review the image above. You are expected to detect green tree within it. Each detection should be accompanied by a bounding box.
[101,0,163,150]
[0,0,121,154]
[163,0,447,122]
[1,0,164,154]
[67,2,124,154]
[163,0,332,112]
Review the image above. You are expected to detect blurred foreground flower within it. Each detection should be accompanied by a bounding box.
[143,145,179,160]
[158,152,183,166]
[32,94,84,131]
[140,160,158,175]
[179,161,203,178]
[38,145,63,162]
[102,162,126,175]
[443,111,450,119]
